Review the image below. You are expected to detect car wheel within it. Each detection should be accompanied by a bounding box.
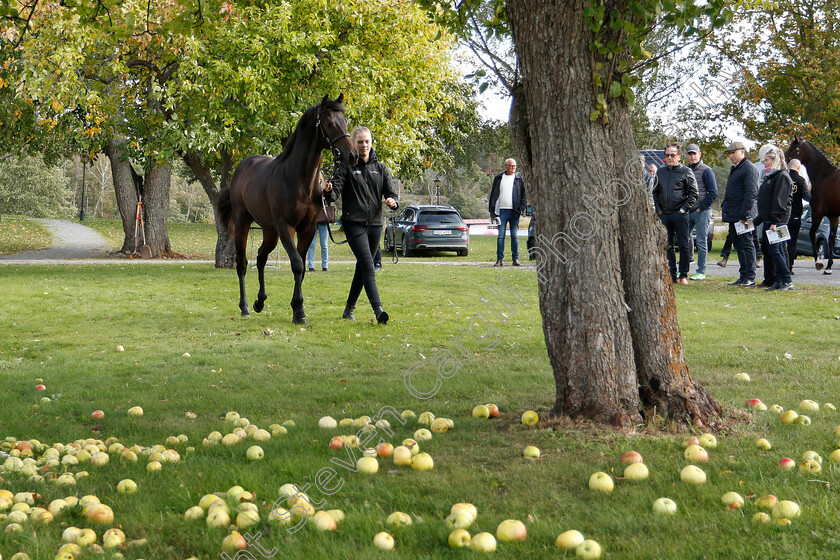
[402,239,412,257]
[383,233,393,252]
[457,248,468,257]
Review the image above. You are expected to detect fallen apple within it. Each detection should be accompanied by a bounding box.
[35,384,46,391]
[318,416,338,429]
[755,495,778,509]
[446,511,473,530]
[779,410,799,424]
[588,472,614,493]
[326,509,345,523]
[450,503,478,523]
[698,434,717,448]
[117,479,137,494]
[779,457,796,470]
[411,452,434,471]
[236,510,260,530]
[681,436,700,447]
[414,428,432,441]
[771,500,800,519]
[769,404,785,414]
[823,403,836,411]
[246,445,264,461]
[745,398,763,409]
[329,436,344,450]
[496,519,527,543]
[683,444,709,463]
[486,404,500,417]
[652,498,677,515]
[753,512,771,524]
[448,528,471,548]
[393,446,412,466]
[102,528,125,548]
[357,456,379,474]
[680,465,706,485]
[85,504,114,524]
[720,491,744,506]
[797,415,812,426]
[576,539,602,560]
[623,462,649,481]
[802,450,822,464]
[469,532,497,553]
[430,418,450,433]
[417,411,435,425]
[376,442,394,457]
[799,459,821,473]
[221,531,247,552]
[206,507,231,528]
[311,510,337,531]
[755,438,772,450]
[184,506,205,520]
[471,405,490,419]
[127,406,144,417]
[555,529,585,549]
[620,451,643,464]
[373,531,395,551]
[91,410,105,420]
[402,438,419,455]
[521,410,539,426]
[386,511,412,528]
[799,399,820,412]
[523,445,540,459]
[734,372,751,382]
[401,410,416,420]
[829,449,840,463]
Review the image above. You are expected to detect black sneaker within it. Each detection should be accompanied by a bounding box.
[728,279,743,286]
[778,282,795,291]
[765,283,781,291]
[739,280,756,288]
[308,267,315,272]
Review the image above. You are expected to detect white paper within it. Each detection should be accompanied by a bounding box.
[734,220,755,235]
[765,225,791,245]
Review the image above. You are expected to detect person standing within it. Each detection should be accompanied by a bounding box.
[307,173,332,272]
[756,147,794,290]
[720,141,760,287]
[685,144,718,280]
[489,158,527,267]
[323,126,398,324]
[652,143,698,284]
[787,158,811,272]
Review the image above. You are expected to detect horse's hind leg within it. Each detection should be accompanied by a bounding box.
[234,221,252,316]
[253,229,279,313]
[826,217,838,275]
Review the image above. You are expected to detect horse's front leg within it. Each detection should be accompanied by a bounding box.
[278,225,309,324]
[253,230,279,313]
[825,217,838,275]
[233,222,252,316]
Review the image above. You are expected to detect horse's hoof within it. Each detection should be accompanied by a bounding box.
[816,261,825,270]
[253,300,264,313]
[292,315,306,325]
[241,310,250,317]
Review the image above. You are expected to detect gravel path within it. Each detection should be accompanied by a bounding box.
[0,219,111,261]
[2,219,838,287]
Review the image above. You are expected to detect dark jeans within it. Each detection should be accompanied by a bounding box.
[344,222,383,311]
[659,211,691,280]
[496,209,520,261]
[763,227,792,285]
[787,217,802,269]
[729,222,756,282]
[721,228,761,260]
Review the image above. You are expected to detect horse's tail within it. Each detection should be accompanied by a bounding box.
[218,188,233,233]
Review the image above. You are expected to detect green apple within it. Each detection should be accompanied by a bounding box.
[799,399,820,412]
[588,472,614,493]
[734,372,751,382]
[755,495,778,509]
[471,405,490,419]
[102,528,125,548]
[802,450,822,464]
[469,532,497,553]
[799,459,821,473]
[555,529,585,549]
[318,416,338,429]
[797,415,812,426]
[523,445,540,458]
[769,404,785,414]
[386,511,412,528]
[698,434,717,448]
[414,428,432,441]
[127,406,143,417]
[246,445,264,461]
[450,503,478,523]
[116,479,137,494]
[236,510,260,529]
[373,531,395,551]
[521,410,539,426]
[753,512,771,524]
[772,500,800,519]
[393,446,412,466]
[311,510,337,531]
[417,411,435,425]
[779,410,799,424]
[755,438,772,450]
[652,498,677,515]
[411,453,434,471]
[576,539,603,559]
[357,456,379,474]
[184,506,205,520]
[401,410,416,420]
[680,465,706,485]
[448,528,471,548]
[496,519,527,543]
[720,492,744,506]
[623,462,649,480]
[221,531,247,552]
[829,449,840,463]
[446,511,473,530]
[683,444,709,462]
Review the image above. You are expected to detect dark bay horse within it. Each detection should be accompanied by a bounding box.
[218,94,357,322]
[785,137,840,274]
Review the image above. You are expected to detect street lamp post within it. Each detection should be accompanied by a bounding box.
[79,155,88,221]
[433,177,441,206]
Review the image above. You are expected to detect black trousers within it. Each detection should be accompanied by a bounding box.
[344,222,383,311]
[787,217,802,269]
[721,228,761,260]
[659,211,691,280]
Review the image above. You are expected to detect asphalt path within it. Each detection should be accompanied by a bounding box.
[2,219,839,287]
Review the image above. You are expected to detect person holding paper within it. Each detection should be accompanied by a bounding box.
[721,141,760,287]
[787,159,811,272]
[756,147,794,291]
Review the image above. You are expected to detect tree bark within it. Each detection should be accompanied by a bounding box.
[507,0,720,427]
[142,160,172,257]
[104,136,139,254]
[183,150,236,268]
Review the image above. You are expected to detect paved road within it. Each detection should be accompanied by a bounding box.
[2,219,839,287]
[0,219,110,261]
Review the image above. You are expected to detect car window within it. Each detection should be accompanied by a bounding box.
[402,209,415,222]
[396,209,408,221]
[418,211,462,225]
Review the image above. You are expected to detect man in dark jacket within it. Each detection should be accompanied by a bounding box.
[685,144,718,280]
[489,158,527,267]
[787,158,811,272]
[720,141,760,287]
[652,143,698,284]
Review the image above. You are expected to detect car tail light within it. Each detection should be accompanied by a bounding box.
[455,226,468,231]
[412,226,429,232]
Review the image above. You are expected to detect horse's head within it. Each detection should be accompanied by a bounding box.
[785,135,802,163]
[317,94,358,165]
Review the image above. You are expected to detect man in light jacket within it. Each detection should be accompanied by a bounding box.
[489,158,527,267]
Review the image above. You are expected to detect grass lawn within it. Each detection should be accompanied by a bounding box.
[0,218,53,256]
[1,264,840,559]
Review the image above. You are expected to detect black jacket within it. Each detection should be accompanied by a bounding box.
[489,172,527,219]
[652,164,698,213]
[789,169,811,219]
[756,169,793,226]
[325,150,398,226]
[721,158,759,223]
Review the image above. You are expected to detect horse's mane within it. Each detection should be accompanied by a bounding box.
[277,99,346,162]
[803,141,839,174]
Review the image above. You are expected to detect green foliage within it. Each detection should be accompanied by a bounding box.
[0,154,75,218]
[448,189,488,219]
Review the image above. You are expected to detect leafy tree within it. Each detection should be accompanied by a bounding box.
[416,0,733,427]
[0,154,75,218]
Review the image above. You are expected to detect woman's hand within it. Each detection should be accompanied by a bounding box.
[770,224,777,232]
[323,181,332,192]
[385,197,397,209]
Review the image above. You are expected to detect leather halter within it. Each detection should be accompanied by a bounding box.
[315,110,350,159]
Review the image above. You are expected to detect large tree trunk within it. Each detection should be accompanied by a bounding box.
[142,160,172,257]
[104,136,138,254]
[183,150,236,268]
[507,0,720,427]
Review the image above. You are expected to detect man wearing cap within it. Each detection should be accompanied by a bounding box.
[787,158,811,272]
[720,141,760,287]
[685,144,718,280]
[652,143,698,284]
